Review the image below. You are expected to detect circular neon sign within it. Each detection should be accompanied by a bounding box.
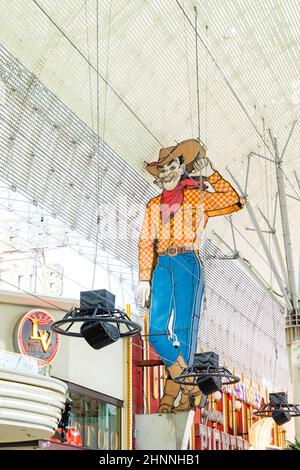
[13,309,60,364]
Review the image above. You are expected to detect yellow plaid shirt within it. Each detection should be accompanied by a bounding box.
[139,171,243,281]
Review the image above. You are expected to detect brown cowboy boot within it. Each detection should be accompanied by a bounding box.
[168,354,200,412]
[158,377,181,413]
[174,386,202,411]
[158,356,188,413]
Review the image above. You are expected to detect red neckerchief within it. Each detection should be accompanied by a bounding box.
[160,178,208,224]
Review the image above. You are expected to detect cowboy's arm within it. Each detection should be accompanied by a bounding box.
[138,202,157,307]
[204,171,244,216]
[139,202,157,281]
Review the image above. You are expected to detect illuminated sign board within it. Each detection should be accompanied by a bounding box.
[13,309,60,364]
[227,379,262,408]
[201,405,224,426]
[197,424,250,450]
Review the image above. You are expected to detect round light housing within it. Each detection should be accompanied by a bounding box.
[212,391,222,402]
[234,400,242,410]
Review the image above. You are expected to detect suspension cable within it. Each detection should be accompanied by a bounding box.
[175,0,273,157]
[84,0,96,148]
[92,0,113,289]
[92,0,101,289]
[183,0,194,136]
[31,0,283,276]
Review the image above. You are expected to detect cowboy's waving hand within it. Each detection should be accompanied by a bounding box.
[189,156,215,178]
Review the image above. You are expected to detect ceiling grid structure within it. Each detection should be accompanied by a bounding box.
[0,42,155,271]
[0,178,289,389]
[198,240,288,388]
[0,0,299,390]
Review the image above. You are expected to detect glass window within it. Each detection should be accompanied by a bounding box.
[52,391,121,450]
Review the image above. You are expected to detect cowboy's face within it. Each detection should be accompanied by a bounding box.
[157,158,186,191]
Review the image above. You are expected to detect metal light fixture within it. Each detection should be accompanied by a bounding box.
[51,289,141,350]
[253,392,300,426]
[173,351,240,396]
[212,390,222,402]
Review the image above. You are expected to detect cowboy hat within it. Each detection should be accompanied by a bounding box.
[145,138,206,176]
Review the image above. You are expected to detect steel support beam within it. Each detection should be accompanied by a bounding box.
[280,120,298,162]
[286,194,300,202]
[269,128,299,311]
[226,168,293,310]
[244,152,275,196]
[257,206,289,287]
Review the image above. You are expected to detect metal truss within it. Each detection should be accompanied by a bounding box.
[224,121,299,327]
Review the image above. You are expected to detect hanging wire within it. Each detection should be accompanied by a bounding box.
[0,237,111,309]
[0,274,180,366]
[270,225,280,389]
[189,9,287,326]
[260,118,280,388]
[101,0,113,141]
[32,0,165,148]
[183,0,194,136]
[205,25,208,148]
[30,0,287,279]
[0,278,68,313]
[282,167,300,200]
[201,23,210,317]
[0,267,200,360]
[8,0,288,381]
[1,258,252,366]
[92,0,113,289]
[254,104,264,211]
[84,0,96,149]
[0,218,286,382]
[193,7,208,328]
[194,6,201,159]
[33,0,274,160]
[266,126,280,389]
[175,0,273,157]
[92,0,101,289]
[262,118,270,229]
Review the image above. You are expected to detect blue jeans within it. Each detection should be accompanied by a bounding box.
[149,252,205,367]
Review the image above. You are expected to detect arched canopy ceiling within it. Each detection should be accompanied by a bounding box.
[0,0,300,303]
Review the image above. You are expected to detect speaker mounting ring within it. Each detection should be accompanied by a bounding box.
[51,307,141,338]
[253,403,300,418]
[173,366,240,387]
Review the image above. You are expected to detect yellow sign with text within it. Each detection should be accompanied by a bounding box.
[30,319,52,353]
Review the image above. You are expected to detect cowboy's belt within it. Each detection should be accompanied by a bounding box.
[159,246,198,257]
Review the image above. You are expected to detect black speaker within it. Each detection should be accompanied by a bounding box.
[269,392,288,406]
[196,375,222,395]
[80,289,115,313]
[272,409,291,426]
[194,352,219,369]
[80,320,120,350]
